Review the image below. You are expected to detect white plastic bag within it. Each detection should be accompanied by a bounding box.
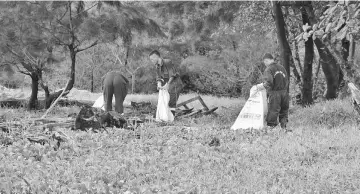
[92,95,115,111]
[156,89,174,122]
[231,85,268,130]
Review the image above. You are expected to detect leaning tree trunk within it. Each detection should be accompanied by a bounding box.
[304,3,343,100]
[273,1,292,92]
[64,47,76,92]
[28,73,39,110]
[314,38,341,99]
[300,6,314,105]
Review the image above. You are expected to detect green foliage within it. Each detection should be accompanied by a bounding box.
[296,1,360,42]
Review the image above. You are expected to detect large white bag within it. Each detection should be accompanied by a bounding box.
[156,89,174,122]
[92,95,106,110]
[92,95,116,111]
[231,85,268,130]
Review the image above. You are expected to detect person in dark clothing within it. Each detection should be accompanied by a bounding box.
[149,50,184,116]
[256,53,290,130]
[103,71,129,114]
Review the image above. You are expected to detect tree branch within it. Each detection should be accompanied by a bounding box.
[73,3,99,18]
[37,24,68,46]
[76,40,98,53]
[13,63,32,76]
[22,49,37,65]
[279,1,310,7]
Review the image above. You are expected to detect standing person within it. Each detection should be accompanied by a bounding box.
[256,53,290,131]
[149,50,184,116]
[103,71,129,114]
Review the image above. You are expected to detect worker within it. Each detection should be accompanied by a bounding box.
[149,50,184,116]
[256,53,290,131]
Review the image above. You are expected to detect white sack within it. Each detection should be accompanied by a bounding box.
[92,95,115,111]
[155,89,174,122]
[231,85,268,130]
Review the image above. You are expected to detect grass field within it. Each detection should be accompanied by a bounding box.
[0,94,359,193]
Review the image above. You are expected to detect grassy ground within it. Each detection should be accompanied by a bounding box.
[0,95,359,193]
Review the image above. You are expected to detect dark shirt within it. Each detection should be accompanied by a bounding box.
[263,62,288,92]
[156,59,183,93]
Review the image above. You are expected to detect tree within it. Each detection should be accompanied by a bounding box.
[272,1,293,92]
[296,1,360,99]
[0,2,61,110]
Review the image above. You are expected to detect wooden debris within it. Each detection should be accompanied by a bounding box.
[176,95,218,117]
[74,106,127,131]
[41,80,70,119]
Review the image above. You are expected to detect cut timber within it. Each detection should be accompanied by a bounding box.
[348,83,360,114]
[203,107,218,115]
[176,96,200,108]
[176,95,218,117]
[197,96,209,111]
[185,109,202,118]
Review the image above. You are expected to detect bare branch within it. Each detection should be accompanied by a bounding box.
[13,63,32,76]
[57,3,69,22]
[73,3,99,18]
[37,23,69,46]
[279,1,310,7]
[22,49,37,65]
[108,45,133,75]
[6,45,22,60]
[76,40,98,53]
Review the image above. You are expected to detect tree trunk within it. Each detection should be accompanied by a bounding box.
[124,46,129,68]
[90,67,94,93]
[132,74,135,94]
[313,58,321,99]
[314,38,341,99]
[65,47,76,92]
[293,39,303,77]
[28,73,39,110]
[272,1,292,92]
[300,6,314,105]
[303,2,343,100]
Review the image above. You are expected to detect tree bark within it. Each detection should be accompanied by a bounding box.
[272,1,292,92]
[303,2,344,100]
[314,38,341,99]
[91,67,94,93]
[131,74,135,94]
[293,40,303,76]
[300,6,314,105]
[65,47,76,92]
[28,73,39,110]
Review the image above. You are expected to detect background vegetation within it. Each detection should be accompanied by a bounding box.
[0,1,359,109]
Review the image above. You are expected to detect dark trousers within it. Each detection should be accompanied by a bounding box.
[160,79,182,110]
[169,92,180,109]
[103,72,128,113]
[266,90,289,128]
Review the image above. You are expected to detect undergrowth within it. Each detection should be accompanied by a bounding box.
[0,97,359,193]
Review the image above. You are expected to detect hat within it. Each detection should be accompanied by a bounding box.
[263,53,273,60]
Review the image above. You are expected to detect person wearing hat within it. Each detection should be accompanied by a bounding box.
[149,50,184,117]
[256,53,290,131]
